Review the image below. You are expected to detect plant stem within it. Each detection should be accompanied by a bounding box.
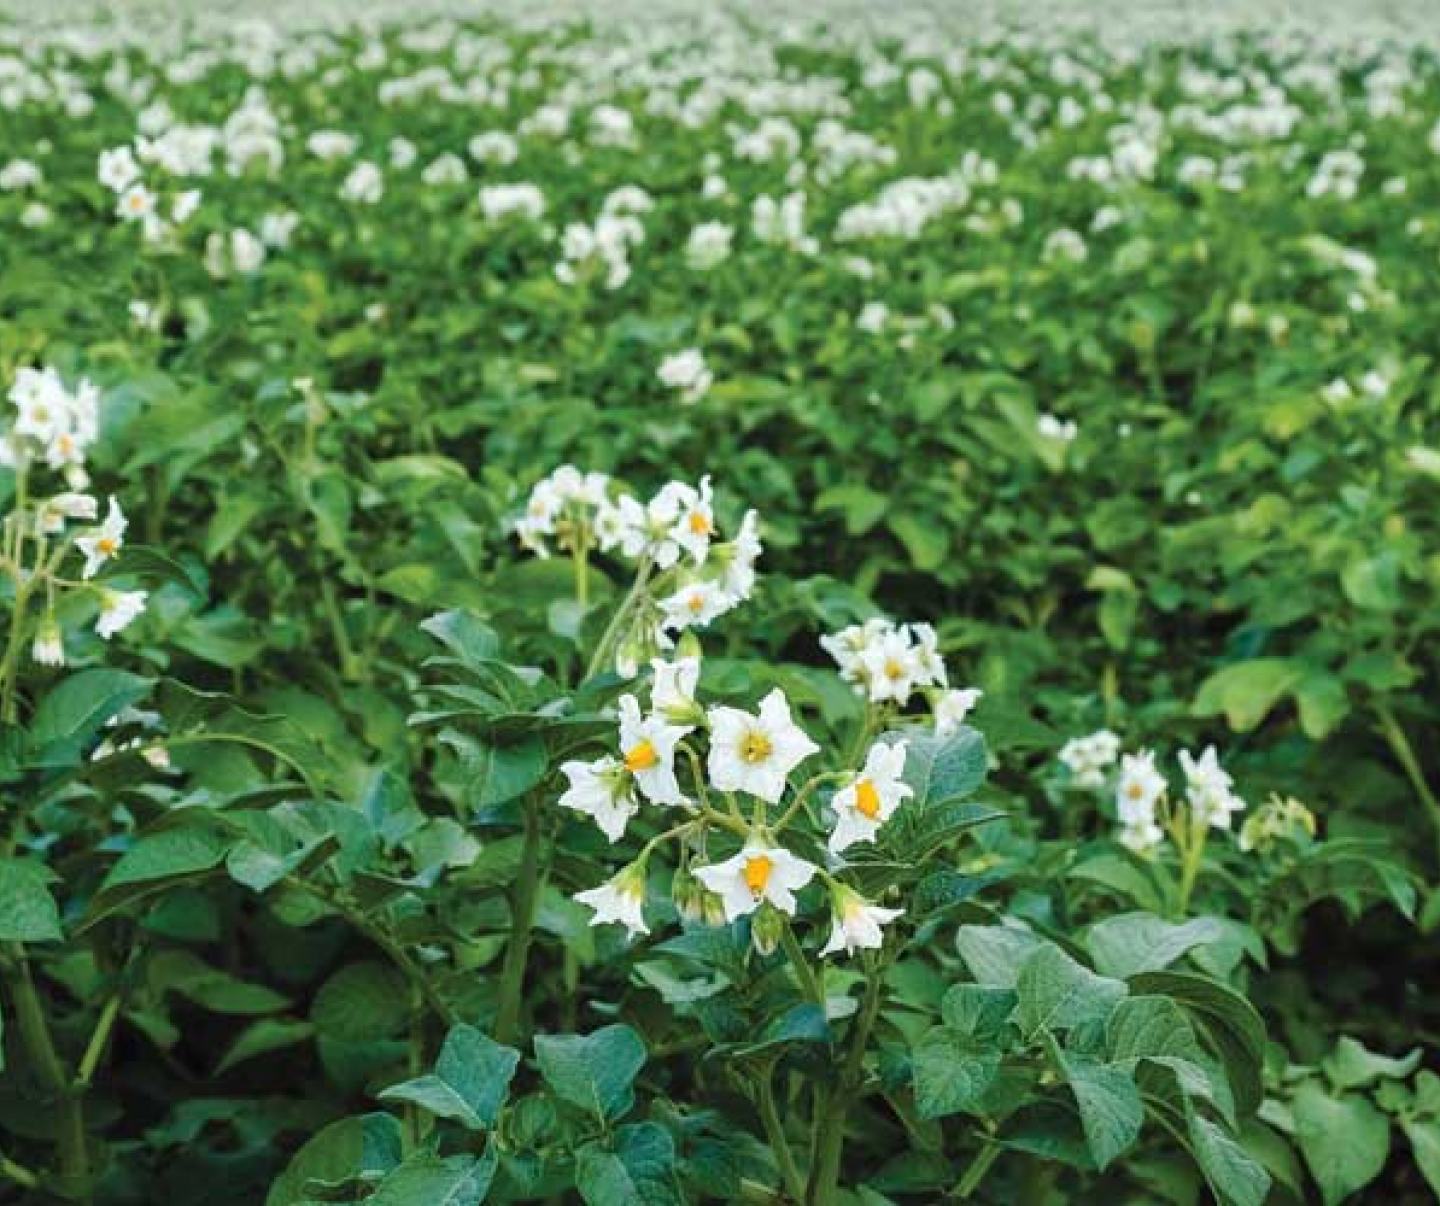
[805,968,883,1205]
[780,923,823,1008]
[584,557,652,681]
[1175,821,1206,918]
[0,1151,39,1190]
[319,577,361,682]
[1375,702,1440,867]
[953,1141,1000,1198]
[3,946,89,1200]
[75,993,122,1090]
[757,1068,805,1201]
[494,796,545,1044]
[572,540,589,610]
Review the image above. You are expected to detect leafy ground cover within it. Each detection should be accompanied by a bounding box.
[0,5,1436,1203]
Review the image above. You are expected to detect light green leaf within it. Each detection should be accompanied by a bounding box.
[1321,1036,1422,1090]
[1292,1081,1390,1205]
[368,1152,498,1206]
[535,1024,646,1122]
[1014,944,1127,1038]
[912,1026,1002,1120]
[1192,658,1304,732]
[1054,1047,1143,1170]
[0,858,62,943]
[379,1024,520,1129]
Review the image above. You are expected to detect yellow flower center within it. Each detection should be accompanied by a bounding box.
[686,592,706,613]
[743,854,774,896]
[624,739,659,773]
[884,658,905,680]
[739,730,773,763]
[97,536,119,555]
[1126,782,1144,800]
[688,510,711,536]
[855,779,881,819]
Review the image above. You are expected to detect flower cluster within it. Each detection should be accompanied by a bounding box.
[1064,736,1248,855]
[97,144,201,246]
[1057,728,1121,788]
[565,665,918,958]
[820,616,981,731]
[2,368,147,671]
[513,467,761,676]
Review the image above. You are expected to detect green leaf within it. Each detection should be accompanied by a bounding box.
[28,669,153,762]
[1321,1036,1422,1089]
[379,1024,520,1129]
[1130,971,1266,1115]
[941,984,1017,1038]
[1053,1047,1143,1170]
[1106,997,1205,1064]
[575,1124,678,1205]
[1192,658,1304,732]
[1294,672,1350,739]
[369,1152,498,1206]
[86,822,232,924]
[1400,1117,1440,1200]
[1186,1109,1271,1206]
[0,858,62,943]
[955,925,1043,987]
[535,1024,646,1122]
[264,1113,404,1206]
[912,1026,1002,1120]
[311,962,410,1043]
[215,1019,315,1075]
[1292,1081,1390,1205]
[421,611,501,665]
[1087,914,1235,979]
[455,736,548,810]
[1014,944,1127,1038]
[888,512,949,571]
[815,484,889,535]
[899,727,988,808]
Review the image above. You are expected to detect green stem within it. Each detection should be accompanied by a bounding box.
[953,1140,1000,1198]
[572,540,589,610]
[0,579,30,725]
[584,557,652,681]
[805,968,884,1205]
[0,1151,39,1190]
[757,1068,805,1201]
[3,946,89,1200]
[780,923,823,1007]
[1375,703,1440,867]
[75,993,123,1090]
[494,797,545,1044]
[318,577,362,682]
[1175,822,1206,918]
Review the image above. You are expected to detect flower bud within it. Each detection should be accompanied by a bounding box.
[750,903,785,957]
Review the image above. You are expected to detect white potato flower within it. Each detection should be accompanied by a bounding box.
[829,740,913,853]
[707,688,819,803]
[1180,746,1246,830]
[95,589,146,639]
[820,885,902,956]
[617,694,691,806]
[934,688,982,734]
[77,496,127,579]
[694,842,817,921]
[575,862,649,939]
[650,656,701,722]
[558,756,638,842]
[1115,750,1167,826]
